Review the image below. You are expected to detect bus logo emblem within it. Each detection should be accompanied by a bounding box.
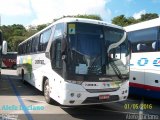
[137,58,148,66]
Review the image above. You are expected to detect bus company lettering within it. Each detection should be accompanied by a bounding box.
[131,58,160,67]
[85,83,98,86]
[35,60,45,65]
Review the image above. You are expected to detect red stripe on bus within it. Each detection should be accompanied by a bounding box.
[129,82,160,91]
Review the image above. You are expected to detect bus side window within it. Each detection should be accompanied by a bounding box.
[137,43,147,52]
[18,45,21,55]
[137,43,152,52]
[31,35,39,53]
[50,40,62,69]
[152,42,156,50]
[152,41,160,51]
[137,43,141,51]
[23,43,26,54]
[27,40,32,54]
[158,40,160,51]
[39,29,51,52]
[50,23,64,69]
[55,40,62,68]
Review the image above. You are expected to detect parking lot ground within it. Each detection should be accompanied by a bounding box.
[0,69,160,120]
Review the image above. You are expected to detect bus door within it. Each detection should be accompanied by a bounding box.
[129,42,146,94]
[114,42,128,65]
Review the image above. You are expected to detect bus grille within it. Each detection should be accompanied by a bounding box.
[82,95,119,104]
[86,88,119,93]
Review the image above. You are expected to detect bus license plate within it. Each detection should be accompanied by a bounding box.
[99,95,110,100]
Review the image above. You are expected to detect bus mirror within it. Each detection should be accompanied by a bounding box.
[2,40,7,55]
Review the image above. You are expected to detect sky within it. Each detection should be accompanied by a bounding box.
[0,0,160,26]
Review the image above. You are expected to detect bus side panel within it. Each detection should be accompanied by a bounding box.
[17,53,48,88]
[30,53,50,91]
[129,53,145,92]
[130,52,160,98]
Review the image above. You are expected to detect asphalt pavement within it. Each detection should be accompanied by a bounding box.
[0,69,160,120]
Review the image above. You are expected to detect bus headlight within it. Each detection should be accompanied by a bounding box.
[70,93,74,97]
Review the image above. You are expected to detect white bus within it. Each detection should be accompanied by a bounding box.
[124,18,160,99]
[17,18,130,105]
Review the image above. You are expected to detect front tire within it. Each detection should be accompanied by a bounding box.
[21,70,25,84]
[44,79,52,104]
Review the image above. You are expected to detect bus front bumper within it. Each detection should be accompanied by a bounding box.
[56,81,129,106]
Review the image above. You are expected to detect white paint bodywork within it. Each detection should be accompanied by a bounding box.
[17,18,129,105]
[129,52,160,88]
[124,17,160,90]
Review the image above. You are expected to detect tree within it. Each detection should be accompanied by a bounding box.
[25,25,37,38]
[140,13,159,21]
[37,24,48,31]
[0,14,104,52]
[54,14,102,22]
[111,13,159,27]
[11,24,26,36]
[0,24,27,51]
[75,14,102,20]
[112,15,129,27]
[127,17,137,25]
[8,36,27,51]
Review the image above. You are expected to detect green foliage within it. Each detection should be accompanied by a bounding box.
[0,14,102,52]
[37,24,48,31]
[112,15,128,27]
[8,36,27,51]
[140,13,159,21]
[0,24,27,51]
[112,13,159,27]
[75,14,102,20]
[25,25,38,38]
[1,13,158,52]
[55,14,102,21]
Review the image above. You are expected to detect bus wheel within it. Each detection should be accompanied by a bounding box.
[21,70,25,84]
[44,79,52,104]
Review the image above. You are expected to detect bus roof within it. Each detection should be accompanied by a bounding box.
[19,17,124,45]
[124,17,160,32]
[53,17,123,29]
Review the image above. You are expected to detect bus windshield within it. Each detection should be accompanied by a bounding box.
[67,23,129,79]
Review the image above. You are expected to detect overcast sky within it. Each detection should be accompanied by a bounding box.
[0,0,160,26]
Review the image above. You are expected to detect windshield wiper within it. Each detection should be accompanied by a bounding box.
[88,55,101,73]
